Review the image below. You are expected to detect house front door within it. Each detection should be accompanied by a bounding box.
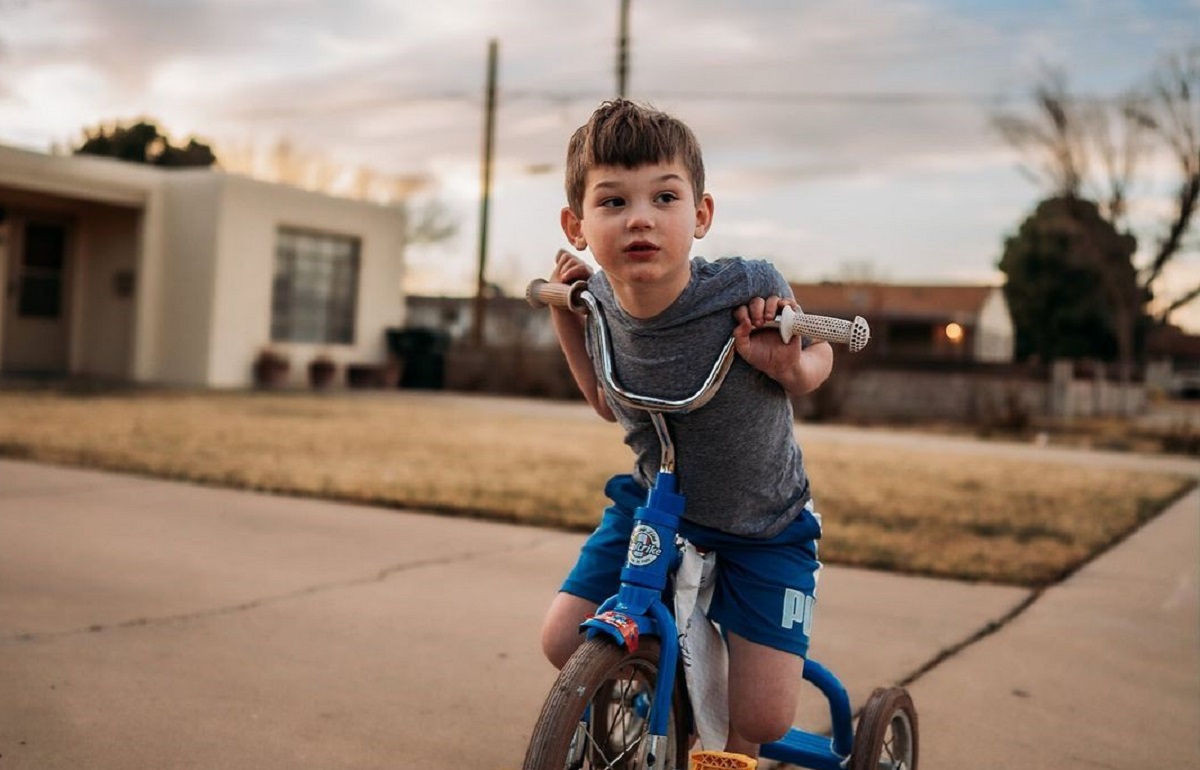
[2,219,71,374]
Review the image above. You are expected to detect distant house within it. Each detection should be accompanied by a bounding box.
[404,293,557,350]
[1146,323,1200,398]
[790,282,1015,363]
[401,293,573,397]
[0,144,407,388]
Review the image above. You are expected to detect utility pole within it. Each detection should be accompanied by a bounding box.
[472,38,498,348]
[617,0,630,98]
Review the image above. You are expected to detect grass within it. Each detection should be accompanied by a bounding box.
[0,389,1193,588]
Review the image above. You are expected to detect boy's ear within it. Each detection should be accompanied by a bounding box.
[694,193,715,239]
[560,206,587,250]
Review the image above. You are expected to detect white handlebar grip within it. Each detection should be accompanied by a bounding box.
[526,279,588,312]
[777,306,870,352]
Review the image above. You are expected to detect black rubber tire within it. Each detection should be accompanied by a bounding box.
[848,687,919,770]
[523,637,689,770]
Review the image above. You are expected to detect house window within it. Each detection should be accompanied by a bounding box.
[271,228,360,344]
[18,223,67,318]
[888,321,937,356]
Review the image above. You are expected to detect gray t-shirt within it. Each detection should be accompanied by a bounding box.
[587,257,811,538]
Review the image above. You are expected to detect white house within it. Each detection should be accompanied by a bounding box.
[0,144,407,388]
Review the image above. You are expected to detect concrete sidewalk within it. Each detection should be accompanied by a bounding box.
[909,487,1200,770]
[0,455,1196,769]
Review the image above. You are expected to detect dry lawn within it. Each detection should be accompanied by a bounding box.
[0,390,1192,587]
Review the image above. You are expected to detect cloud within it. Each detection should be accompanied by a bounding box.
[6,0,1186,176]
[1,0,1197,322]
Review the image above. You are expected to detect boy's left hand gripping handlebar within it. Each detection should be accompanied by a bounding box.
[526,278,590,313]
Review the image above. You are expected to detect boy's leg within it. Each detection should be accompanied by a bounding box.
[540,592,599,669]
[725,632,805,751]
[541,475,644,669]
[687,506,822,754]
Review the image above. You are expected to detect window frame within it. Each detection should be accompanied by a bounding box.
[270,226,361,345]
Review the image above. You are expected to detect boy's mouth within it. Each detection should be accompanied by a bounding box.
[624,241,659,259]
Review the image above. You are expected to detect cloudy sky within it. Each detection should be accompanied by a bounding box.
[2,0,1198,326]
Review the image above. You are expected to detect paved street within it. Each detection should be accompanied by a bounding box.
[0,420,1196,769]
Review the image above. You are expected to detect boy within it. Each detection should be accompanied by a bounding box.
[539,99,833,756]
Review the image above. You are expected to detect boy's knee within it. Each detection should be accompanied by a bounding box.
[540,622,577,670]
[540,593,596,669]
[730,706,792,746]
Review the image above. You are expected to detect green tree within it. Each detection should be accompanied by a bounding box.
[1000,196,1147,363]
[156,138,217,168]
[75,120,217,168]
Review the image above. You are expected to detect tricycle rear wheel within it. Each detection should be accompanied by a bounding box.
[848,686,918,770]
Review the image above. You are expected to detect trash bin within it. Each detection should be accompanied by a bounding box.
[385,327,450,389]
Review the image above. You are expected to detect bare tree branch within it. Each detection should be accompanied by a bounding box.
[991,66,1088,197]
[992,65,1148,216]
[1136,47,1200,296]
[1164,282,1200,317]
[407,199,459,245]
[1088,92,1153,223]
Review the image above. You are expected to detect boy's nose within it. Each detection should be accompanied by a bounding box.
[626,203,654,230]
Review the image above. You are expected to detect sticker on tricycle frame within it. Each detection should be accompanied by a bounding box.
[626,523,664,566]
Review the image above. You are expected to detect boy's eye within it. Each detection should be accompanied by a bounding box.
[600,197,626,208]
[655,191,680,204]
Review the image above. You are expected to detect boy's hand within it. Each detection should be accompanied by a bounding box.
[551,248,592,285]
[548,249,615,421]
[734,296,833,396]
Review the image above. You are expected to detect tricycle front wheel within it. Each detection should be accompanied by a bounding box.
[522,637,689,770]
[848,686,918,770]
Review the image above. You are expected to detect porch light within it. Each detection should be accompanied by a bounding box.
[944,322,964,344]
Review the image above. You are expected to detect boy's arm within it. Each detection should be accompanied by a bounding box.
[733,295,834,397]
[549,250,616,422]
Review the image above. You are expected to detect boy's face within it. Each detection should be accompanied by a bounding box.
[561,159,713,310]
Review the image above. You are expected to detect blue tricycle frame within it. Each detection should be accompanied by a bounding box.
[581,469,853,769]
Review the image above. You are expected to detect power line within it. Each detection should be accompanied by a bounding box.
[510,89,1016,106]
[228,86,1147,122]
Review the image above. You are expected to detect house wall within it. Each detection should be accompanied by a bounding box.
[206,175,407,388]
[975,289,1015,363]
[153,173,222,386]
[75,203,140,379]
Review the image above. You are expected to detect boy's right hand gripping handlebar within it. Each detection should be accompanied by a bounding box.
[527,278,871,353]
[525,278,591,314]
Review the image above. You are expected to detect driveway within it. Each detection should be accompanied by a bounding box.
[0,456,1028,769]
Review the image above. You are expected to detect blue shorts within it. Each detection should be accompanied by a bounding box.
[561,475,823,658]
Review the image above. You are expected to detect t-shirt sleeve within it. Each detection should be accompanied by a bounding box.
[745,259,794,300]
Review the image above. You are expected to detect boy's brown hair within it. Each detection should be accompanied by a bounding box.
[564,99,706,217]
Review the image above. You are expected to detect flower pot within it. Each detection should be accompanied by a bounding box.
[308,359,338,390]
[253,351,290,389]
